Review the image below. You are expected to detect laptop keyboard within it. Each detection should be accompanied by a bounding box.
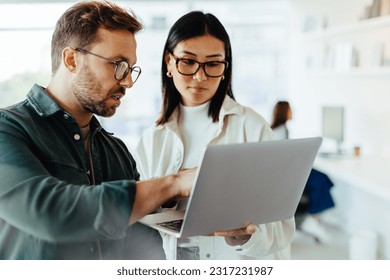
[156,219,183,232]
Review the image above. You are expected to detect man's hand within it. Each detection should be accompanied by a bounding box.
[211,223,256,246]
[172,168,197,198]
[162,168,197,208]
[129,168,196,225]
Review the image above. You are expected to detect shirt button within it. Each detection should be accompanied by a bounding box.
[206,253,211,258]
[89,246,95,253]
[74,134,81,141]
[63,114,69,119]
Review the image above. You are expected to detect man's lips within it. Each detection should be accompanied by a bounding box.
[111,94,124,100]
[110,88,126,100]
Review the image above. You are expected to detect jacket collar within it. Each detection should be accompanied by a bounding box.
[218,95,244,120]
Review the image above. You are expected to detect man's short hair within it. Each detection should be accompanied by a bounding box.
[51,0,143,74]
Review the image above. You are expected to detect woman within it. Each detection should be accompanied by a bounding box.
[135,11,294,260]
[270,101,293,140]
[271,101,335,243]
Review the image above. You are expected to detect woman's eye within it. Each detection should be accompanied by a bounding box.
[207,62,221,67]
[182,59,196,65]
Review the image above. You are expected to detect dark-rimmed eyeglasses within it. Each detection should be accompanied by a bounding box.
[75,48,141,83]
[171,53,228,78]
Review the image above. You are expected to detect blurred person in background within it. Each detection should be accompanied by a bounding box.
[271,101,335,243]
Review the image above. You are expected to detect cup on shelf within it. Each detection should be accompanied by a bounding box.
[353,146,361,157]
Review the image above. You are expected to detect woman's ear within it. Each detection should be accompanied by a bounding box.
[164,51,173,73]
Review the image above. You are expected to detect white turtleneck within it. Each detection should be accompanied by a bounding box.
[176,101,220,250]
[178,101,220,169]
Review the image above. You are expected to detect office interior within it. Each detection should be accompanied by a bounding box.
[0,0,389,259]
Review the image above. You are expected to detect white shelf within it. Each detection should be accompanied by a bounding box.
[302,15,390,41]
[301,15,390,79]
[305,67,390,78]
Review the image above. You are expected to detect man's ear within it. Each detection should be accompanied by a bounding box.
[62,47,77,73]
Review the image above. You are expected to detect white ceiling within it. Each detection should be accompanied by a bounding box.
[0,0,76,2]
[0,0,246,2]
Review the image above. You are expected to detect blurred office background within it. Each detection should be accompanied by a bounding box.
[1,0,389,259]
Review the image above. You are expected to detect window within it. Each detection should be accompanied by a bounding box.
[0,0,290,149]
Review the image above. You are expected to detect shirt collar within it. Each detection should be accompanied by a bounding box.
[26,83,103,132]
[27,84,63,117]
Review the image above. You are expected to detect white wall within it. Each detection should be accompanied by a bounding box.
[287,0,390,157]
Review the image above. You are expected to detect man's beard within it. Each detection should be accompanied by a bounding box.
[71,65,125,117]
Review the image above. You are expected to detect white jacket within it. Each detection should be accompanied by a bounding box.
[134,96,295,260]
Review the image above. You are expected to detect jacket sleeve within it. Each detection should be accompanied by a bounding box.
[133,128,154,180]
[134,126,181,180]
[233,218,295,258]
[0,113,135,243]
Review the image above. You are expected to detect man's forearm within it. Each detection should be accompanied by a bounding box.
[128,174,178,225]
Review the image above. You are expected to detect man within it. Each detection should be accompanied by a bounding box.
[0,1,194,259]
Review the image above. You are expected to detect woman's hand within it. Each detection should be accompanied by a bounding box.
[211,223,256,246]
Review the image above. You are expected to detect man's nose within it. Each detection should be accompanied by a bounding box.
[119,73,134,89]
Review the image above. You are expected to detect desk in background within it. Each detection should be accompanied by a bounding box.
[314,156,390,259]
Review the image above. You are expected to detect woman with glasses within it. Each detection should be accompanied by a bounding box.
[134,11,294,260]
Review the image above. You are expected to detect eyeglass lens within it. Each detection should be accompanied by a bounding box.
[115,61,141,83]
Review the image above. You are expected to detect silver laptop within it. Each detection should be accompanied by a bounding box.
[139,137,322,238]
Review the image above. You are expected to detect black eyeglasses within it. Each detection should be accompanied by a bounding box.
[75,48,141,83]
[171,53,228,78]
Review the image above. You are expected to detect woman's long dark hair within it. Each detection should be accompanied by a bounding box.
[156,11,235,125]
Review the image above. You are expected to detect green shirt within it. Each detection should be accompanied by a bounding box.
[0,84,164,259]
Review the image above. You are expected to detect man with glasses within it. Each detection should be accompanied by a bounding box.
[0,1,194,260]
